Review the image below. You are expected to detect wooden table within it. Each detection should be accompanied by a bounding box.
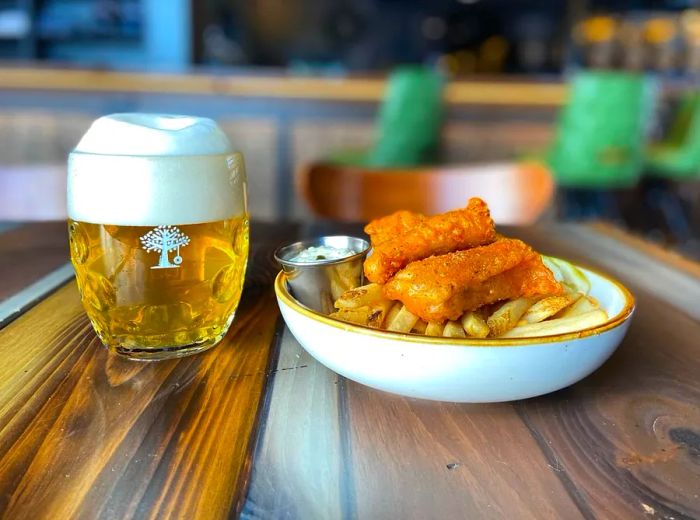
[0,221,699,519]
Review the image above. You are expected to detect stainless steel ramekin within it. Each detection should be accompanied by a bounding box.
[274,235,370,314]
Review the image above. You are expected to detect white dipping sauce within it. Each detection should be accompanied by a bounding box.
[290,245,355,263]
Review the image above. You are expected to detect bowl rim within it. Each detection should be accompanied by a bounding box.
[274,258,636,347]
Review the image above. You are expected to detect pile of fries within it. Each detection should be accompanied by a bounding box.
[330,257,608,338]
[327,200,608,339]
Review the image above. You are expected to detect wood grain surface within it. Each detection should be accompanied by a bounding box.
[2,221,700,519]
[0,223,295,520]
[589,220,700,278]
[512,225,700,519]
[244,223,700,520]
[0,222,68,300]
[243,327,347,520]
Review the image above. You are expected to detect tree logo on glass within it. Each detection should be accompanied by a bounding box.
[140,225,191,269]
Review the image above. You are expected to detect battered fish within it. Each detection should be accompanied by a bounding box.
[364,198,496,284]
[364,210,424,246]
[383,239,562,322]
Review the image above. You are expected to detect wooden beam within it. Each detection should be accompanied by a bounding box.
[0,67,567,106]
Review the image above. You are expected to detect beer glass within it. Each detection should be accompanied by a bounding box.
[67,114,249,360]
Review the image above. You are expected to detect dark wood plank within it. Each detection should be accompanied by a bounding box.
[246,223,700,519]
[0,223,69,301]
[244,303,583,519]
[243,327,347,520]
[0,222,297,519]
[345,385,584,519]
[515,294,700,519]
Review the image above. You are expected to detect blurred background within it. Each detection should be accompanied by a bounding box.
[1,0,700,258]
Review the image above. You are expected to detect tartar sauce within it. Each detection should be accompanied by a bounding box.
[290,245,355,263]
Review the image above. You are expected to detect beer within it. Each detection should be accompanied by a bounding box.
[69,217,249,356]
[68,114,248,359]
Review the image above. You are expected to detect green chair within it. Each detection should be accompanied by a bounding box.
[547,71,655,189]
[328,66,444,168]
[645,91,700,179]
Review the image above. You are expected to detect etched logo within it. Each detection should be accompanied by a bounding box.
[140,225,190,269]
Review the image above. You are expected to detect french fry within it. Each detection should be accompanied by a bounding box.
[328,307,371,326]
[486,298,535,337]
[386,305,419,333]
[556,295,600,318]
[329,276,346,303]
[385,302,403,327]
[443,320,467,338]
[521,294,579,324]
[542,256,591,295]
[367,299,394,329]
[425,322,445,336]
[460,311,489,338]
[500,310,608,338]
[327,248,602,340]
[334,283,385,309]
[412,320,428,334]
[329,263,363,301]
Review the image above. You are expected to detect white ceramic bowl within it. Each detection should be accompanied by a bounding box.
[275,263,635,402]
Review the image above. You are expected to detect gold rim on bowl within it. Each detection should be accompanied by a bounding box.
[273,262,635,347]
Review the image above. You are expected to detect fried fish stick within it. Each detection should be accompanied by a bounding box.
[364,210,425,246]
[383,239,535,318]
[411,258,561,322]
[364,198,495,284]
[385,247,563,323]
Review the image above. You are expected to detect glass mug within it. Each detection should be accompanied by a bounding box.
[67,114,249,360]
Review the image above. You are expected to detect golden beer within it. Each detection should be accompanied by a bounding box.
[69,217,248,358]
[68,113,248,359]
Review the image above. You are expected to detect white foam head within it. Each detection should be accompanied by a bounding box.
[68,113,247,226]
[73,113,233,156]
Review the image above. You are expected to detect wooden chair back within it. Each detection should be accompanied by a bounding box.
[299,162,554,224]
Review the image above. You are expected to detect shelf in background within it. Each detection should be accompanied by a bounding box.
[0,66,569,106]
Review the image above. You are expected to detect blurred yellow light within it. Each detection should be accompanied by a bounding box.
[579,16,617,43]
[643,18,677,44]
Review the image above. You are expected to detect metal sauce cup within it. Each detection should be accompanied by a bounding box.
[274,236,370,314]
